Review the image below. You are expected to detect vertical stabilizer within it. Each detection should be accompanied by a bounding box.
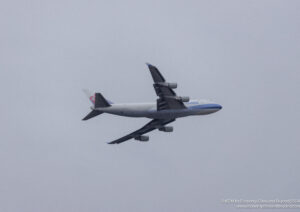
[94,93,111,108]
[82,90,111,121]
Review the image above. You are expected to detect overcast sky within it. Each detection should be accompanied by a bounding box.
[0,0,299,211]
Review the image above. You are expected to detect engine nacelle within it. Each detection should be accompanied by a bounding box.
[159,126,173,132]
[166,82,177,89]
[155,82,177,89]
[134,135,149,142]
[177,96,190,102]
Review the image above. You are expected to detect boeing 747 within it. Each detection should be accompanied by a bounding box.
[82,64,222,144]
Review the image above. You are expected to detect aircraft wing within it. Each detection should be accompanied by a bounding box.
[146,63,186,110]
[108,119,175,144]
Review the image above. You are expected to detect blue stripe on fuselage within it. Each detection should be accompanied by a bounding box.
[188,103,222,110]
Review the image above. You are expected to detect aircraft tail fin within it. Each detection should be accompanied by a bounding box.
[94,93,111,108]
[83,89,95,104]
[82,90,111,121]
[83,89,113,106]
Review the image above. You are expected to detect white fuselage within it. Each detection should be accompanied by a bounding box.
[95,100,222,119]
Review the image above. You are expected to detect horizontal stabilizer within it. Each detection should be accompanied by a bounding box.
[82,110,103,121]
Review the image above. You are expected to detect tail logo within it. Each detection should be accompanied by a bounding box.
[89,95,95,104]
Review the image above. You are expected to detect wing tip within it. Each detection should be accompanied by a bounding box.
[146,62,154,68]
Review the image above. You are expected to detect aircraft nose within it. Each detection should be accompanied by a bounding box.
[215,104,222,110]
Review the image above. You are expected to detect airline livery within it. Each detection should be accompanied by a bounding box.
[83,64,222,144]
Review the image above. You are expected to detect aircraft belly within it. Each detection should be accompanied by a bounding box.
[100,105,154,117]
[146,109,191,119]
[121,111,149,117]
[105,110,148,117]
[194,108,219,115]
[146,108,218,118]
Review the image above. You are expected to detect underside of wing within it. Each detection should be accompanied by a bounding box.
[146,63,188,110]
[108,119,175,144]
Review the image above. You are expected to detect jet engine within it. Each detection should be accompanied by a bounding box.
[178,96,190,102]
[134,135,149,142]
[159,126,173,132]
[155,82,177,89]
[166,82,177,89]
[165,96,190,102]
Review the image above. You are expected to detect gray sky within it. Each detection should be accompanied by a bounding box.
[0,0,299,211]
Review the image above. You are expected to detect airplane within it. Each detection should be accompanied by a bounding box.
[82,63,222,144]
